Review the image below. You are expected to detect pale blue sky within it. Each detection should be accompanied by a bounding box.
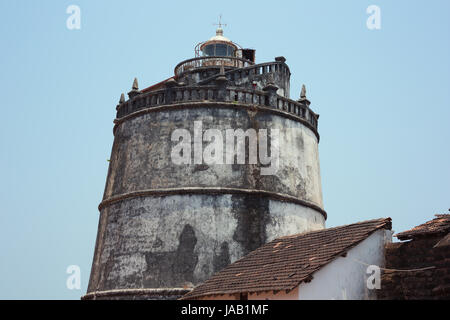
[0,0,448,299]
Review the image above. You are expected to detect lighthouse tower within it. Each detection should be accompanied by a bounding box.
[84,27,325,300]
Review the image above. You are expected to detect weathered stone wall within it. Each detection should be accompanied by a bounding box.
[87,195,324,295]
[104,106,323,207]
[86,102,325,299]
[379,235,450,300]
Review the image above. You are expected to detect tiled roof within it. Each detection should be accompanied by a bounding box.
[141,76,176,93]
[181,218,391,300]
[395,214,450,240]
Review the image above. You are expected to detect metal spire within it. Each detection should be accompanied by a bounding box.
[213,15,227,35]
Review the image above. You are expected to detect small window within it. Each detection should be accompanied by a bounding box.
[203,44,215,56]
[215,44,227,56]
[227,46,235,57]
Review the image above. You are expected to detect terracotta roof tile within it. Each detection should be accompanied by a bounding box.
[181,218,391,300]
[395,214,450,240]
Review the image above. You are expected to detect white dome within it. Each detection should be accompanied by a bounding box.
[208,27,232,43]
[200,27,237,52]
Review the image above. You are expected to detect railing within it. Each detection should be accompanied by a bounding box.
[174,56,254,77]
[116,85,318,132]
[198,61,290,85]
[275,96,315,128]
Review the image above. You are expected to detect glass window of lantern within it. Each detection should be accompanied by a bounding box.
[227,46,235,57]
[215,44,228,56]
[203,44,215,56]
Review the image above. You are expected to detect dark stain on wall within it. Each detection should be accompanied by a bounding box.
[213,241,231,273]
[232,194,270,255]
[144,224,198,287]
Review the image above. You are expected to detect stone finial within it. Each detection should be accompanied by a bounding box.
[119,93,125,103]
[300,84,306,99]
[132,77,139,90]
[128,77,141,99]
[298,84,311,107]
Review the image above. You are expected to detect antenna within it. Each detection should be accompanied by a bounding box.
[213,14,227,29]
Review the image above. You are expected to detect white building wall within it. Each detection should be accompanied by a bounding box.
[196,229,392,300]
[297,229,393,300]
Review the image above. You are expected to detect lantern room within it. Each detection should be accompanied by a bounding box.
[194,27,256,63]
[199,27,237,57]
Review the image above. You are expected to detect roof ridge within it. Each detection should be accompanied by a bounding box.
[395,214,450,240]
[277,217,391,240]
[225,218,391,267]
